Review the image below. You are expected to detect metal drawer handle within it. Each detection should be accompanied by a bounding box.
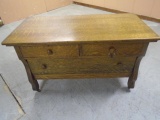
[47,49,53,55]
[108,46,116,58]
[42,64,47,69]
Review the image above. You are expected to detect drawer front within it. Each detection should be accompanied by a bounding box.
[27,57,136,75]
[20,45,79,58]
[81,43,144,57]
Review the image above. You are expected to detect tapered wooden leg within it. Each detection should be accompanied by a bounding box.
[14,47,40,92]
[23,68,40,91]
[128,73,136,89]
[30,77,40,92]
[23,59,40,92]
[128,43,149,89]
[128,57,143,89]
[28,70,40,92]
[19,61,40,91]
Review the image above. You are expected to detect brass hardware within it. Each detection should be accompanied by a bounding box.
[47,49,53,55]
[117,62,123,66]
[108,46,116,58]
[42,64,47,69]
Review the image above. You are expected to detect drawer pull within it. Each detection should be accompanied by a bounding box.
[117,62,123,66]
[108,46,116,58]
[47,49,53,55]
[42,64,47,69]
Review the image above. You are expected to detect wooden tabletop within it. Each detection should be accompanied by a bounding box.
[2,14,160,46]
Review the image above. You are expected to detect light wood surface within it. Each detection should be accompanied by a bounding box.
[2,14,160,46]
[14,46,40,91]
[21,45,79,58]
[81,43,144,57]
[34,73,131,79]
[27,57,136,74]
[2,14,159,91]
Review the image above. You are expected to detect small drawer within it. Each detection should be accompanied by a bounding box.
[81,43,144,57]
[27,57,136,75]
[20,45,79,58]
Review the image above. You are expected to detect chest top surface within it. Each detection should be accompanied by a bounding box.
[2,14,160,46]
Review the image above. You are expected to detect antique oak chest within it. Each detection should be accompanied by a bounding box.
[2,14,160,91]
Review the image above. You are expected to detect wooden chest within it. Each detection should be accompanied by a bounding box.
[2,14,160,91]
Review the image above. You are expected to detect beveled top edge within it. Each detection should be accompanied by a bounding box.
[2,13,160,46]
[2,37,160,46]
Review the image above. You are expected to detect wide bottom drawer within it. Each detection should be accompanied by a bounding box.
[27,57,136,75]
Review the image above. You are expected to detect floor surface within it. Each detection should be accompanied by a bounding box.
[0,4,160,120]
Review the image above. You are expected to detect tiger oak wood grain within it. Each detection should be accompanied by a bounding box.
[14,46,40,91]
[21,45,79,58]
[128,43,149,88]
[1,14,160,46]
[27,57,136,74]
[34,73,131,79]
[81,43,144,57]
[2,14,160,91]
